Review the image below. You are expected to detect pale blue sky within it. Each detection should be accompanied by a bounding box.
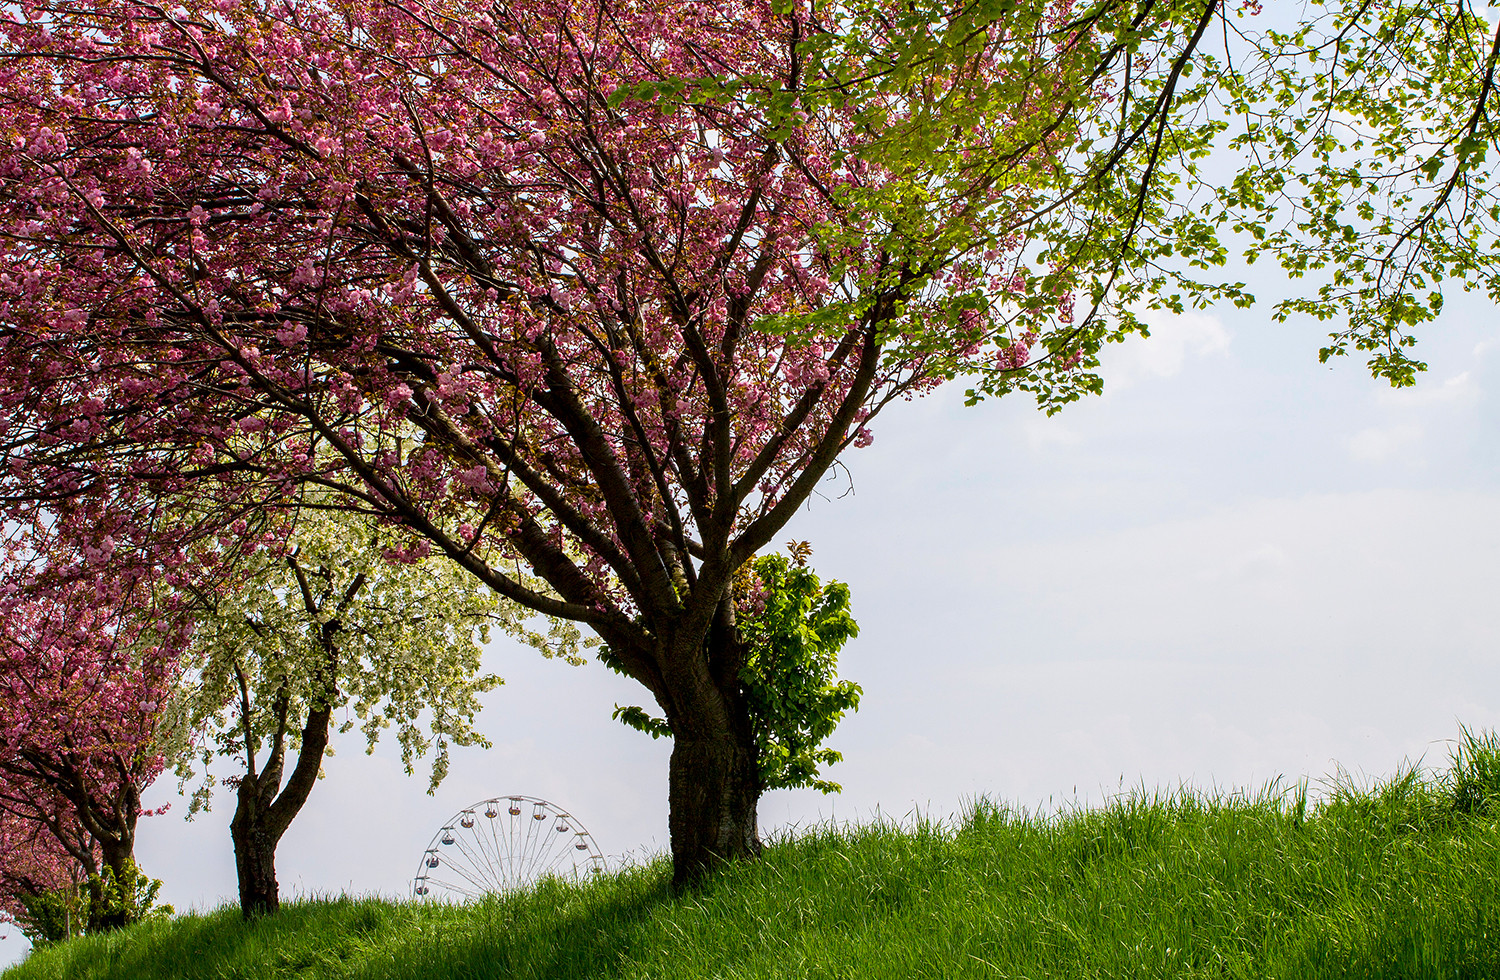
[5,281,1499,964]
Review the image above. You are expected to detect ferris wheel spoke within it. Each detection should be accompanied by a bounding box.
[447,831,502,889]
[484,806,515,885]
[534,818,568,878]
[460,815,509,884]
[455,810,503,884]
[527,817,571,881]
[428,873,487,900]
[413,795,606,900]
[506,801,528,883]
[434,855,500,896]
[514,805,544,882]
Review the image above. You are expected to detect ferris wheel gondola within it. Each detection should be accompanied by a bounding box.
[412,795,605,899]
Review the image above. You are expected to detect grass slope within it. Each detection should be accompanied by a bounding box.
[7,762,1500,979]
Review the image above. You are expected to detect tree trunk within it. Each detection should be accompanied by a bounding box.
[662,600,762,886]
[668,729,762,885]
[630,587,762,887]
[229,705,331,919]
[89,835,137,931]
[229,790,281,917]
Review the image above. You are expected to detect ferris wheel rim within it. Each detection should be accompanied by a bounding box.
[411,794,606,900]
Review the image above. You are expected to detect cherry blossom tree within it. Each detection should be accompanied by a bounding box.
[0,574,185,927]
[0,0,1324,881]
[0,787,92,940]
[168,503,580,917]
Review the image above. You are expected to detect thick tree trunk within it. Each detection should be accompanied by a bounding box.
[98,838,134,885]
[90,835,137,931]
[663,602,763,887]
[668,729,762,885]
[229,705,331,919]
[229,790,282,917]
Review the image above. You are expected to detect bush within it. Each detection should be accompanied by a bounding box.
[15,886,89,946]
[14,861,172,945]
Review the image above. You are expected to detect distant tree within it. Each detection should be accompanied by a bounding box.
[0,577,184,930]
[167,504,581,917]
[0,792,90,941]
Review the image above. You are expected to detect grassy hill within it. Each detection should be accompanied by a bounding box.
[7,750,1500,980]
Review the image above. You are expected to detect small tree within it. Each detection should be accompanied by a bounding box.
[738,545,861,795]
[169,505,581,917]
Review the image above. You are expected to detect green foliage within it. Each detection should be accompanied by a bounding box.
[736,551,861,794]
[612,546,861,793]
[13,888,88,947]
[802,0,1249,412]
[1214,1,1500,386]
[90,863,173,937]
[760,0,1500,396]
[609,704,672,740]
[15,862,171,947]
[11,754,1500,980]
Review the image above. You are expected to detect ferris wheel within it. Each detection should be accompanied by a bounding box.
[412,795,606,899]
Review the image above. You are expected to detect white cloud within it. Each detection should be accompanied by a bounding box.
[1348,423,1423,463]
[1103,311,1232,392]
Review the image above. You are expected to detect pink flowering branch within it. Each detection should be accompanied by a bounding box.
[0,0,1127,883]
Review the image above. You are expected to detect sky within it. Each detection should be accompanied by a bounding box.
[5,278,1500,963]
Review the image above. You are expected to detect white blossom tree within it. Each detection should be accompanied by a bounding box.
[166,505,585,917]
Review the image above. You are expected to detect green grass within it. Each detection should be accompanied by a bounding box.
[9,744,1500,979]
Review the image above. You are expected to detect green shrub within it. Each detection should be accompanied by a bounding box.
[15,886,89,947]
[14,861,172,946]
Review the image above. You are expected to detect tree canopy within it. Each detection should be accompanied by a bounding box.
[2,0,1497,882]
